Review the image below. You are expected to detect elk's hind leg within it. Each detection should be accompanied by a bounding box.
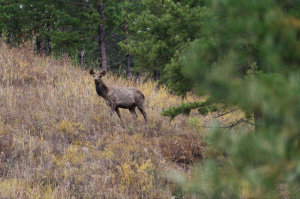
[137,106,147,125]
[129,107,138,125]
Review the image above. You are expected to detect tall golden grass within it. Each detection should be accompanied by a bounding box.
[0,42,245,198]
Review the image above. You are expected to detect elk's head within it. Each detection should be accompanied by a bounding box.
[90,69,106,84]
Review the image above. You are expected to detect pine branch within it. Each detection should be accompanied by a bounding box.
[161,101,212,120]
[198,117,253,129]
[213,108,238,118]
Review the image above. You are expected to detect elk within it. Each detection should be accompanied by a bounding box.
[90,69,147,127]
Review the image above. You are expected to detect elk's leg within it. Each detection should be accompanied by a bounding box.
[129,107,138,125]
[115,107,125,126]
[138,106,147,125]
[109,104,115,131]
[110,104,116,118]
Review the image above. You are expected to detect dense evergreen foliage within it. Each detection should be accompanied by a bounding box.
[165,0,300,198]
[1,0,300,197]
[120,0,209,90]
[0,1,28,45]
[0,0,208,81]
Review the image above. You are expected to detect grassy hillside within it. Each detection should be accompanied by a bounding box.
[0,42,245,198]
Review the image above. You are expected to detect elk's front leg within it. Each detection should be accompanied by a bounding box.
[108,98,116,119]
[115,107,125,126]
[109,101,116,131]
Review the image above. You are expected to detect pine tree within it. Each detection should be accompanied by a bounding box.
[120,0,209,88]
[49,1,98,64]
[24,0,57,56]
[1,0,129,70]
[0,0,27,47]
[52,0,129,71]
[166,0,300,197]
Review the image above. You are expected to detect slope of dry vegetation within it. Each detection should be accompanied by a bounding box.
[0,43,245,198]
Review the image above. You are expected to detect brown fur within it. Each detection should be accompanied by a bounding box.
[90,69,147,126]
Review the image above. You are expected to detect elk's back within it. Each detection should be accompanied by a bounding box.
[107,86,144,108]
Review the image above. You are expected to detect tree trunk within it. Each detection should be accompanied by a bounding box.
[36,35,46,56]
[36,35,41,53]
[47,37,52,55]
[47,15,52,55]
[40,39,46,57]
[123,23,132,79]
[154,69,160,81]
[8,32,12,48]
[254,110,262,132]
[80,49,85,68]
[126,54,132,79]
[97,3,108,72]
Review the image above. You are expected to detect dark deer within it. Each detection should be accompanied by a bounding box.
[90,69,147,127]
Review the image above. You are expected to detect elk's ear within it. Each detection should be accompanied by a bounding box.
[100,70,106,77]
[90,69,95,75]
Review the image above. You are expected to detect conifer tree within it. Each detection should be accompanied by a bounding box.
[165,0,300,197]
[0,0,27,47]
[52,0,127,71]
[1,0,128,70]
[121,0,209,88]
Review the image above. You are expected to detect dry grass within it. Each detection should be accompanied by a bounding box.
[0,42,246,198]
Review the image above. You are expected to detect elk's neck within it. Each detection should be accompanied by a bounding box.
[95,82,109,99]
